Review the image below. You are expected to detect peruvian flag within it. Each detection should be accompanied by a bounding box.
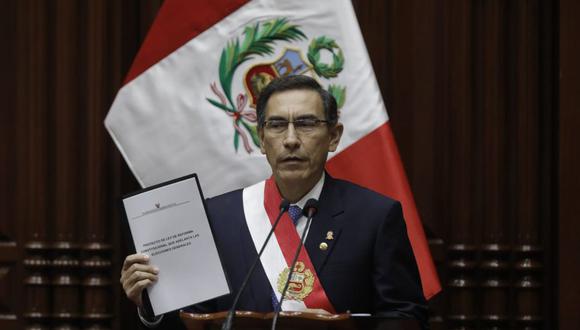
[105,0,441,299]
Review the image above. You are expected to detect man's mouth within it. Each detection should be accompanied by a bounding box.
[281,156,305,163]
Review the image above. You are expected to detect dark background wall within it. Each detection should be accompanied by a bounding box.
[1,0,578,329]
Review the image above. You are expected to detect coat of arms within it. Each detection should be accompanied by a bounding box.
[207,18,347,153]
[276,261,315,301]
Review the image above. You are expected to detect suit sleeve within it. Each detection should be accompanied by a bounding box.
[372,201,428,326]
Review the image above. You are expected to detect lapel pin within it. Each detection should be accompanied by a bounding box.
[326,231,334,240]
[319,242,328,251]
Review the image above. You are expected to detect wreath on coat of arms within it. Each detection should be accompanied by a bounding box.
[207,18,347,153]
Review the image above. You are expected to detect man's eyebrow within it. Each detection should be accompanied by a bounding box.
[265,114,320,120]
[265,116,287,121]
[295,114,321,120]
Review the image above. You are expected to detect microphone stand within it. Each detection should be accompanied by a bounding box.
[221,200,290,330]
[271,198,318,330]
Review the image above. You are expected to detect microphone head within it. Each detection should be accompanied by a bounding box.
[302,198,319,217]
[279,199,290,212]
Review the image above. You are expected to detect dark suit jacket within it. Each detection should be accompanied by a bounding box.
[146,175,428,328]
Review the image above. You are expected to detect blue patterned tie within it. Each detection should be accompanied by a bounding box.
[288,205,302,225]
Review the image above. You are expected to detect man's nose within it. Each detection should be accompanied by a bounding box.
[282,123,300,149]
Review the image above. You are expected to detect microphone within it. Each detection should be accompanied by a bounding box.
[302,198,318,219]
[221,199,290,330]
[271,198,319,330]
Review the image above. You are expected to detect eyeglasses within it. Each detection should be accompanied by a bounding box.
[263,118,329,134]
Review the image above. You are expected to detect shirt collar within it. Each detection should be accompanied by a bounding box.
[293,172,325,210]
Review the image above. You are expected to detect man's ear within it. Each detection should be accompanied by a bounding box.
[259,127,266,154]
[328,122,343,152]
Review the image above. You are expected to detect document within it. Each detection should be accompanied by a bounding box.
[121,174,230,316]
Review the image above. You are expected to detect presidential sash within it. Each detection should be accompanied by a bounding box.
[242,178,335,313]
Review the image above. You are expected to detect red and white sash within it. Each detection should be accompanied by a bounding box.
[242,177,335,313]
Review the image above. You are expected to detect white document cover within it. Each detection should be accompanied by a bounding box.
[121,174,230,316]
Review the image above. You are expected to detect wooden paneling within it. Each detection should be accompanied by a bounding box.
[51,3,83,327]
[3,0,144,329]
[0,1,21,328]
[559,0,580,328]
[18,1,51,330]
[81,1,114,329]
[353,0,556,328]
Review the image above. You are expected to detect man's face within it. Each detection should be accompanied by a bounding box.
[259,89,343,185]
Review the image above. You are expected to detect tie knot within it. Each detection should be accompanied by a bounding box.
[288,205,302,224]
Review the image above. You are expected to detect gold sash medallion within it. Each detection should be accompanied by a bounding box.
[276,261,315,301]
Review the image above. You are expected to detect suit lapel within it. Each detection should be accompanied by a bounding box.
[305,175,345,275]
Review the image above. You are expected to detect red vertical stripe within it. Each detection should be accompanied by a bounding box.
[124,0,249,84]
[327,122,441,299]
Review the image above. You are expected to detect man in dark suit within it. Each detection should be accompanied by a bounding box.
[120,75,427,328]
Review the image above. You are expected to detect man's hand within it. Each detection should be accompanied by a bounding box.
[120,254,159,307]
